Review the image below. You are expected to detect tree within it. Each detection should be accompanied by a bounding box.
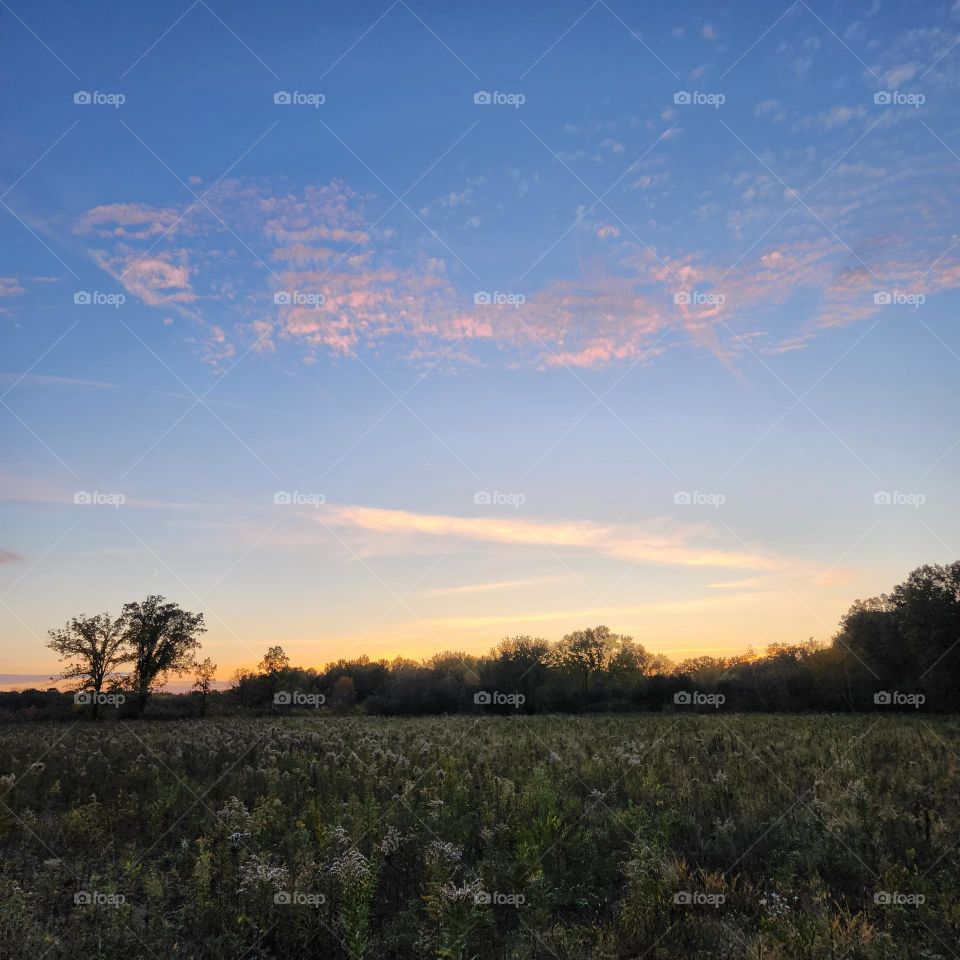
[834,595,905,698]
[487,636,553,710]
[645,653,675,676]
[331,675,357,713]
[122,596,205,717]
[259,646,290,675]
[47,613,129,718]
[891,562,960,693]
[258,645,290,714]
[192,657,218,717]
[555,626,626,697]
[607,636,652,677]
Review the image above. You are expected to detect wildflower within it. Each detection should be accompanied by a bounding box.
[425,840,463,868]
[331,825,352,848]
[759,891,792,917]
[238,854,290,895]
[440,878,483,903]
[216,796,251,832]
[330,848,372,885]
[380,826,402,856]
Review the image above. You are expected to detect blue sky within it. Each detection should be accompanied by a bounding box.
[2,0,960,680]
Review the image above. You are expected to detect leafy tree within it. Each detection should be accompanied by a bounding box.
[259,645,289,675]
[192,657,218,717]
[46,613,129,718]
[832,563,960,707]
[891,562,960,705]
[555,626,630,696]
[487,636,552,710]
[675,655,733,684]
[322,656,390,702]
[258,645,290,713]
[607,636,652,676]
[645,653,675,676]
[331,675,357,713]
[122,596,205,717]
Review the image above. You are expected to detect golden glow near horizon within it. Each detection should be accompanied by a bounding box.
[0,484,932,688]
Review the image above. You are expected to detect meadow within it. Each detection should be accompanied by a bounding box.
[1,714,957,959]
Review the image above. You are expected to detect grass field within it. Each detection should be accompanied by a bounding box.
[1,715,957,958]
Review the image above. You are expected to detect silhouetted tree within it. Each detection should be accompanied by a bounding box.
[259,645,290,713]
[486,636,552,711]
[891,562,960,706]
[46,613,129,718]
[331,675,356,713]
[555,626,618,697]
[122,596,205,717]
[193,657,217,717]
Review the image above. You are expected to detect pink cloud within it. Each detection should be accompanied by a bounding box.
[76,176,960,371]
[0,277,26,298]
[92,251,196,308]
[75,203,181,240]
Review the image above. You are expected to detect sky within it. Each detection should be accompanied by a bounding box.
[2,0,959,685]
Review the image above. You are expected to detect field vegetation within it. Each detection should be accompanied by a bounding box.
[1,714,957,958]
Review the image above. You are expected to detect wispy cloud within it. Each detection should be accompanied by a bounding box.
[419,576,560,597]
[318,502,782,570]
[423,592,768,633]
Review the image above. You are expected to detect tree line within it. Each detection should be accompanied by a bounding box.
[2,561,958,721]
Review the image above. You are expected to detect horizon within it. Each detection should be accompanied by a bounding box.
[0,625,817,691]
[3,0,959,682]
